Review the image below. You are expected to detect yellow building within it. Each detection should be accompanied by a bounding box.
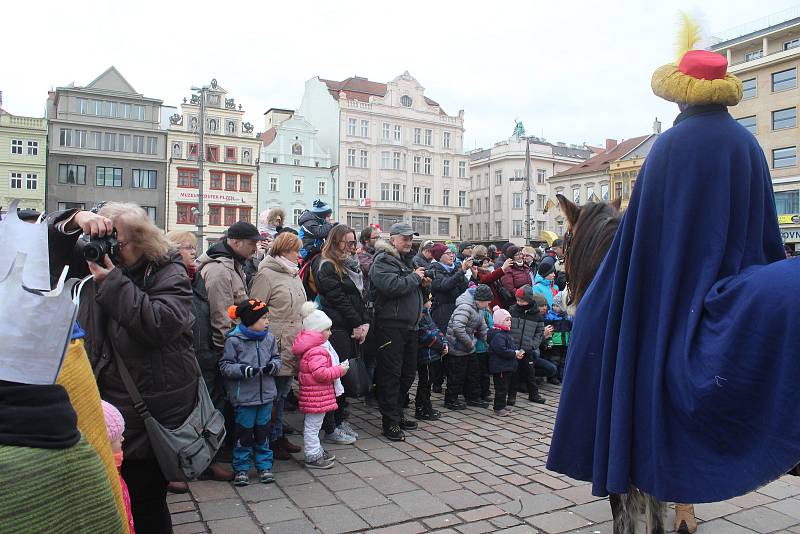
[165,80,260,247]
[0,108,47,214]
[608,127,660,210]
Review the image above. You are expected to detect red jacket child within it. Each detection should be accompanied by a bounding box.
[292,329,346,414]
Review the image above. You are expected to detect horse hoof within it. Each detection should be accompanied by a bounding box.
[677,520,691,534]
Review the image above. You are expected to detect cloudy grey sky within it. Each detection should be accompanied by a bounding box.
[2,0,798,149]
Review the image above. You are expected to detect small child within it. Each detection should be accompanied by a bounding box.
[292,301,349,469]
[543,291,573,385]
[298,199,337,259]
[416,295,447,421]
[101,400,135,534]
[219,299,282,486]
[487,307,525,416]
[471,304,494,407]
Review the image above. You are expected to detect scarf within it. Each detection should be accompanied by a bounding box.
[344,255,364,293]
[236,324,269,340]
[434,260,455,273]
[494,324,511,332]
[275,255,299,276]
[0,381,80,449]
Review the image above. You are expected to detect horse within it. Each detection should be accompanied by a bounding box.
[555,193,676,534]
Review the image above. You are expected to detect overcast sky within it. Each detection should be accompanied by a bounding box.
[3,0,798,149]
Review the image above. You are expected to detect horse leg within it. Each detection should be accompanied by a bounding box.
[610,493,635,534]
[674,504,697,534]
[644,492,666,534]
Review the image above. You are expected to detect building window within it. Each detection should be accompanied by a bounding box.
[269,176,279,192]
[413,186,420,204]
[208,206,221,226]
[131,135,144,154]
[146,137,158,155]
[614,181,623,199]
[293,209,303,226]
[292,143,302,156]
[123,103,132,119]
[58,164,86,184]
[392,183,401,201]
[513,169,524,180]
[142,206,156,223]
[744,49,763,62]
[106,133,116,151]
[318,180,326,195]
[359,182,368,199]
[178,168,199,188]
[588,186,597,202]
[773,68,797,92]
[512,220,523,237]
[206,145,219,162]
[438,218,450,236]
[424,157,432,175]
[400,95,412,107]
[134,105,145,120]
[572,187,581,205]
[773,146,797,168]
[132,169,157,189]
[495,221,502,237]
[414,128,421,144]
[424,129,432,146]
[77,98,88,114]
[242,149,252,164]
[226,120,237,134]
[24,173,37,190]
[513,192,523,209]
[93,100,104,115]
[458,190,466,207]
[239,207,252,224]
[120,135,131,152]
[223,206,237,226]
[176,204,197,225]
[58,202,86,211]
[347,181,355,199]
[742,78,757,99]
[775,190,800,214]
[378,214,402,230]
[443,189,450,206]
[380,183,390,201]
[394,125,402,141]
[96,167,122,187]
[601,183,610,200]
[347,148,356,166]
[75,130,87,148]
[495,169,502,185]
[773,108,797,130]
[413,156,421,173]
[222,173,235,191]
[294,178,303,193]
[458,161,466,178]
[90,131,101,149]
[537,194,547,211]
[476,198,481,213]
[381,151,391,169]
[360,150,368,168]
[737,115,757,134]
[443,160,450,177]
[224,146,237,163]
[785,38,800,51]
[360,120,369,137]
[347,118,357,136]
[423,187,431,205]
[11,139,23,154]
[240,174,252,192]
[443,132,451,149]
[537,169,547,184]
[494,194,502,210]
[23,140,38,156]
[210,172,222,190]
[382,123,391,140]
[347,212,369,232]
[187,143,198,160]
[10,172,22,189]
[412,216,431,235]
[393,152,401,170]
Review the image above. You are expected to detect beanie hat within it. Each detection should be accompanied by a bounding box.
[101,400,125,443]
[458,241,474,254]
[311,199,332,217]
[538,256,556,277]
[474,284,493,302]
[553,291,566,312]
[533,294,548,308]
[492,305,511,325]
[516,284,534,303]
[228,298,269,327]
[300,301,333,332]
[430,243,449,261]
[447,243,458,255]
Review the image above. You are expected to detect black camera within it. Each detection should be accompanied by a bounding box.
[81,228,119,263]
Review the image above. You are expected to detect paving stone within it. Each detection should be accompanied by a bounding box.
[502,492,574,518]
[437,489,490,509]
[568,499,613,523]
[386,458,433,476]
[527,510,593,533]
[693,501,743,521]
[423,513,463,529]
[759,480,800,499]
[367,521,427,534]
[565,520,613,533]
[197,498,248,521]
[263,517,319,533]
[368,474,420,495]
[171,511,202,525]
[455,519,495,533]
[491,515,524,529]
[457,504,506,522]
[726,507,798,532]
[338,486,392,509]
[408,472,462,492]
[168,492,194,503]
[698,518,758,534]
[235,482,286,502]
[317,471,368,492]
[251,497,305,523]
[727,491,776,509]
[348,459,394,478]
[274,468,315,487]
[332,446,373,463]
[283,482,339,508]
[207,516,262,534]
[767,497,800,520]
[169,500,197,513]
[369,447,413,462]
[463,480,494,495]
[391,489,453,517]
[173,523,208,534]
[555,484,603,505]
[496,525,538,534]
[356,503,414,527]
[188,480,239,502]
[306,503,369,534]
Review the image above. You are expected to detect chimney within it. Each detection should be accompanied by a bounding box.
[605,138,618,151]
[653,117,662,134]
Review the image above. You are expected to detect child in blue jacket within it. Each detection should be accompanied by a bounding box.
[543,291,573,385]
[416,295,447,421]
[488,306,524,416]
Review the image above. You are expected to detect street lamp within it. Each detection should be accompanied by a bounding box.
[190,81,213,250]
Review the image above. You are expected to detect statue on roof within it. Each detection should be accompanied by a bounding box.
[513,118,526,141]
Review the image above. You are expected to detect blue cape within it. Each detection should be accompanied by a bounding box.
[546,107,800,503]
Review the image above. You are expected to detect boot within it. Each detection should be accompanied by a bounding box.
[167,481,189,494]
[674,504,697,534]
[200,462,234,481]
[276,435,301,453]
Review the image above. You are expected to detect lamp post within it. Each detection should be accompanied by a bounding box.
[190,82,212,250]
[525,136,532,245]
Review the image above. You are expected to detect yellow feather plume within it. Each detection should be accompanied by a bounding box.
[676,11,702,61]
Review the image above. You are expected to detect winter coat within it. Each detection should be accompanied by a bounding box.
[429,261,469,333]
[488,328,519,374]
[509,303,545,358]
[445,290,488,356]
[413,251,432,270]
[369,239,424,330]
[292,330,346,414]
[476,267,507,309]
[298,211,336,257]
[418,308,447,364]
[47,211,198,461]
[250,255,306,377]
[197,241,249,353]
[315,259,369,330]
[502,263,533,295]
[531,273,558,308]
[219,327,282,406]
[474,308,493,353]
[357,245,376,297]
[191,273,217,373]
[545,310,573,347]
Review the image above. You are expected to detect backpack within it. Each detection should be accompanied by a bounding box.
[299,251,321,301]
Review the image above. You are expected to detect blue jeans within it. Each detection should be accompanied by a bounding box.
[233,403,273,472]
[268,376,293,442]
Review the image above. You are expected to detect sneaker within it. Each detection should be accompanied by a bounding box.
[505,405,514,413]
[467,399,490,408]
[305,456,335,469]
[322,449,336,461]
[233,471,249,486]
[382,425,405,441]
[324,427,356,445]
[528,394,546,404]
[258,470,275,484]
[338,421,359,439]
[415,408,441,421]
[494,408,510,417]
[399,419,417,431]
[443,400,466,410]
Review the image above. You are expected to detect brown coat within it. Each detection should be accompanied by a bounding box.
[250,255,306,376]
[196,247,248,353]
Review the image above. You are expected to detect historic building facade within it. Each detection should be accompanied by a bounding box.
[298,72,470,240]
[45,67,167,226]
[467,134,591,245]
[257,109,334,227]
[0,105,47,214]
[165,80,260,245]
[608,129,659,211]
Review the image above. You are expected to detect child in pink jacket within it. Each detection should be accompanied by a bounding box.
[292,301,349,469]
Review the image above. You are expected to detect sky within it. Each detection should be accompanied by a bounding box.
[2,0,798,150]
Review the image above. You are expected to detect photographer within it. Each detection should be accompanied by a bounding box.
[48,203,197,534]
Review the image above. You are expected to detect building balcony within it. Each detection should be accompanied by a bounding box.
[0,114,47,130]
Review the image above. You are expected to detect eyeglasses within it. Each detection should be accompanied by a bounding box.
[180,245,197,251]
[345,240,357,246]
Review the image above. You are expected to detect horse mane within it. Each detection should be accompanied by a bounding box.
[558,196,622,307]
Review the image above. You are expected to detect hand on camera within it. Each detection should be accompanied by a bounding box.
[70,211,113,237]
[87,254,115,283]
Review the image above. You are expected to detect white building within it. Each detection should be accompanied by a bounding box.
[298,72,470,239]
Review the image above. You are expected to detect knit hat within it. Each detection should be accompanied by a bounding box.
[300,301,333,332]
[101,400,125,443]
[430,243,449,261]
[474,284,493,302]
[311,199,332,217]
[516,284,534,303]
[459,241,474,254]
[228,298,269,327]
[447,243,458,255]
[538,256,556,277]
[492,305,511,325]
[533,294,548,308]
[553,291,566,312]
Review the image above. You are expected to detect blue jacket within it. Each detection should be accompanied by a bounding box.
[545,310,573,347]
[474,308,493,353]
[418,308,447,364]
[531,273,555,308]
[219,327,282,407]
[488,328,518,374]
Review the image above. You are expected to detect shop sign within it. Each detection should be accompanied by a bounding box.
[176,191,247,204]
[778,214,800,224]
[781,229,800,243]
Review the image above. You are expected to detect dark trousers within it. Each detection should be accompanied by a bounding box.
[545,345,568,380]
[375,327,418,429]
[199,350,234,457]
[121,457,171,534]
[464,354,483,401]
[492,372,513,410]
[415,361,433,411]
[322,395,347,434]
[476,352,491,399]
[430,358,445,388]
[513,353,557,397]
[444,353,468,402]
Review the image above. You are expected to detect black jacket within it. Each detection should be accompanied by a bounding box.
[428,261,469,333]
[413,251,432,269]
[509,303,545,358]
[488,328,519,374]
[369,239,424,330]
[315,258,369,330]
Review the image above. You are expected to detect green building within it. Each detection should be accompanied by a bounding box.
[0,105,47,214]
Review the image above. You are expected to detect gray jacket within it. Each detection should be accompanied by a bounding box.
[219,328,282,406]
[445,290,488,356]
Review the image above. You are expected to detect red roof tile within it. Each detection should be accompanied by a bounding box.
[321,76,441,108]
[260,127,276,147]
[554,135,651,178]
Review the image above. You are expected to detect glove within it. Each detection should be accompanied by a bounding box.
[260,362,277,376]
[241,365,258,378]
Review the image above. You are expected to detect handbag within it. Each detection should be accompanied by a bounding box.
[114,353,226,481]
[341,355,371,398]
[494,280,515,308]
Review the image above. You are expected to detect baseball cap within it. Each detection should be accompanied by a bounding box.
[389,222,419,236]
[227,221,265,241]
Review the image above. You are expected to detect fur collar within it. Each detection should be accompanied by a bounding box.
[375,238,400,259]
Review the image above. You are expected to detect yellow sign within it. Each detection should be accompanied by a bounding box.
[778,214,800,225]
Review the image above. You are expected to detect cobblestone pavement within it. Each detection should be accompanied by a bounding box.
[170,383,800,533]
